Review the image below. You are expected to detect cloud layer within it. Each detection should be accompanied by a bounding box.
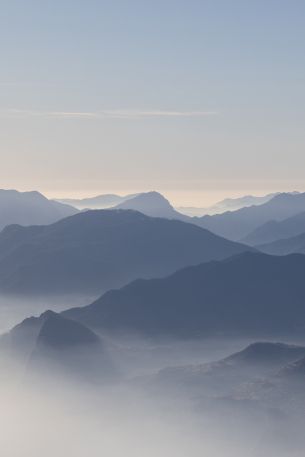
[4,109,218,120]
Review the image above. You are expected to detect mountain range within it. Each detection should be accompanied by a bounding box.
[178,192,279,217]
[196,192,305,240]
[0,208,251,295]
[64,251,305,338]
[56,193,138,210]
[0,189,77,231]
[258,230,305,256]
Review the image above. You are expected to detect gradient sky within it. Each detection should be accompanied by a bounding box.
[0,0,305,205]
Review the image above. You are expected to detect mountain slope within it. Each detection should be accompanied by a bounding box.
[258,231,305,255]
[65,252,305,337]
[0,209,251,295]
[196,192,305,241]
[0,189,77,230]
[242,210,305,246]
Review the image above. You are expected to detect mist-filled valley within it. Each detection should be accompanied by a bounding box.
[1,323,305,457]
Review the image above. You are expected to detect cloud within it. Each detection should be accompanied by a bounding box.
[4,109,218,120]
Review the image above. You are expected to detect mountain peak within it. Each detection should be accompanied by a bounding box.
[37,312,100,349]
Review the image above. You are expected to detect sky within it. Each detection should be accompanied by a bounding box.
[0,0,305,206]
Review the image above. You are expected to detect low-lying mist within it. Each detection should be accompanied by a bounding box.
[1,333,305,457]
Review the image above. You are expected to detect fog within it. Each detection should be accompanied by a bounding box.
[1,327,305,457]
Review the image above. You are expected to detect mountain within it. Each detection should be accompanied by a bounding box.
[0,209,251,295]
[65,252,305,338]
[56,193,138,210]
[113,191,188,220]
[3,310,114,381]
[258,231,305,256]
[0,189,77,231]
[152,342,305,397]
[242,211,305,246]
[178,193,279,217]
[196,192,305,241]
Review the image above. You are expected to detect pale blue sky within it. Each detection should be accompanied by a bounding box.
[0,0,304,205]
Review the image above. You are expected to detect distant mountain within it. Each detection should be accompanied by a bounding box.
[56,193,138,210]
[258,230,305,256]
[0,189,77,231]
[242,211,305,246]
[65,252,305,338]
[152,342,305,397]
[114,191,188,220]
[196,192,305,241]
[178,193,279,217]
[0,209,251,295]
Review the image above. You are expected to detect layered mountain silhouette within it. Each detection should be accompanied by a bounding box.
[242,210,305,246]
[0,189,77,231]
[0,209,251,295]
[65,252,305,337]
[57,193,138,210]
[178,192,279,217]
[196,192,305,241]
[258,230,305,256]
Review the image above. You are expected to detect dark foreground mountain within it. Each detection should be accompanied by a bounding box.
[0,189,77,230]
[0,209,251,295]
[196,192,305,241]
[65,252,305,338]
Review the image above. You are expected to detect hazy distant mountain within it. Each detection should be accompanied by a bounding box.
[65,252,305,338]
[258,230,305,256]
[0,209,251,295]
[114,191,188,220]
[178,193,279,217]
[153,342,305,397]
[196,192,305,241]
[243,211,305,246]
[0,189,77,230]
[56,193,138,210]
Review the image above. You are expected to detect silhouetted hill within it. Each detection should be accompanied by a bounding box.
[5,310,114,381]
[65,252,305,338]
[258,231,305,256]
[114,191,188,220]
[0,189,77,230]
[242,211,305,246]
[37,311,100,348]
[0,209,251,295]
[57,193,137,210]
[196,192,305,241]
